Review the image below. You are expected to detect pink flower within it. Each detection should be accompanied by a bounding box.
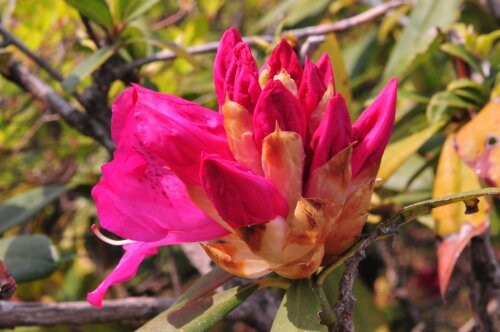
[88,28,397,307]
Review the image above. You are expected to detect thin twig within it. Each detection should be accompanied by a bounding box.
[315,188,500,330]
[2,60,114,151]
[0,23,64,81]
[117,0,407,74]
[79,14,102,48]
[0,23,87,106]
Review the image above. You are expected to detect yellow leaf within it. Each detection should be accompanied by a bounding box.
[377,121,444,185]
[455,101,500,186]
[432,135,491,236]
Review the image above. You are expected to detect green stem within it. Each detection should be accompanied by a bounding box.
[257,277,291,290]
[312,282,336,329]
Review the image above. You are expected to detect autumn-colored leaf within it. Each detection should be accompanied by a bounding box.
[455,101,500,186]
[432,135,491,297]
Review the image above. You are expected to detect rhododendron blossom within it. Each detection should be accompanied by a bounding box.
[87,28,397,307]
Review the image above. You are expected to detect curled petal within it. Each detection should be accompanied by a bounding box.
[214,28,243,105]
[87,241,160,307]
[92,149,229,242]
[352,78,398,178]
[316,53,335,88]
[253,80,306,148]
[309,93,353,173]
[200,155,289,228]
[298,59,327,118]
[266,39,303,85]
[133,85,232,185]
[87,221,226,308]
[224,43,261,113]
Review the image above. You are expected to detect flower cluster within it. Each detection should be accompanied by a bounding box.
[87,28,397,307]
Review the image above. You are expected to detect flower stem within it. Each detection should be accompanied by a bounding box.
[257,277,291,290]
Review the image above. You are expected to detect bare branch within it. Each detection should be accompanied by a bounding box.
[2,60,115,151]
[0,297,174,327]
[0,290,279,330]
[79,14,102,48]
[118,0,407,74]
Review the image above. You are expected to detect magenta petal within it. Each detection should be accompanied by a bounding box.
[351,78,398,178]
[214,28,243,106]
[224,42,261,113]
[200,155,289,228]
[132,85,233,185]
[110,87,137,145]
[266,39,303,85]
[316,53,335,88]
[298,59,327,119]
[87,241,160,307]
[253,80,306,148]
[92,148,228,242]
[309,93,353,172]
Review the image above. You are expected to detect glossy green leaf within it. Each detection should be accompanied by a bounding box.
[426,91,479,121]
[253,0,297,32]
[271,279,326,332]
[0,235,59,283]
[440,43,484,77]
[113,0,160,23]
[284,0,331,27]
[0,185,66,233]
[175,267,234,305]
[138,282,258,331]
[65,0,114,30]
[61,46,115,92]
[382,0,464,83]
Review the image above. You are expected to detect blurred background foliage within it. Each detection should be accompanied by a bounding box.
[0,0,498,331]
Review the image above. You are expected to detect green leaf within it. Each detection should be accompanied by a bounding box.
[426,91,479,121]
[271,280,326,332]
[65,0,114,31]
[382,0,464,83]
[284,0,332,27]
[175,267,233,305]
[122,0,160,22]
[110,0,160,23]
[440,43,484,77]
[138,282,259,331]
[61,46,115,92]
[0,185,66,233]
[0,235,59,283]
[378,121,444,185]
